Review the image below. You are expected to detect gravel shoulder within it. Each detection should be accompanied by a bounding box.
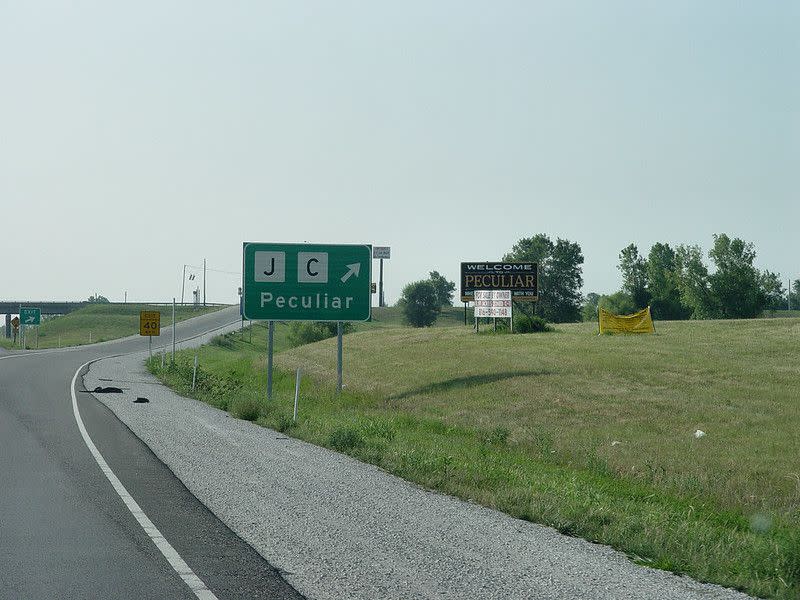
[85,352,754,600]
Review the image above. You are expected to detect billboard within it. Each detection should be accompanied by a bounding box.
[460,262,538,302]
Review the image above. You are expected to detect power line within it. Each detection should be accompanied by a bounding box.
[184,264,241,276]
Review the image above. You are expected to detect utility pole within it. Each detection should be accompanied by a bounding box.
[379,258,384,307]
[181,265,187,305]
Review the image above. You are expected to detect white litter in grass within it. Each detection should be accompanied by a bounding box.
[694,430,706,438]
[611,440,621,446]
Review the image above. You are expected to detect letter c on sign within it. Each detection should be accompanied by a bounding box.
[307,258,319,277]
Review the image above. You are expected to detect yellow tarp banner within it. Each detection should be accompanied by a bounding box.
[598,306,655,334]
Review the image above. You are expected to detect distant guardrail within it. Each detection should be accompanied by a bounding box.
[0,301,230,315]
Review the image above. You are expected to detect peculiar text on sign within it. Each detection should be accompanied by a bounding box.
[373,246,391,259]
[242,242,372,322]
[461,262,537,302]
[473,290,512,318]
[139,311,161,336]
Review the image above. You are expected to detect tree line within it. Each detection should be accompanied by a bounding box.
[586,234,790,321]
[398,232,793,327]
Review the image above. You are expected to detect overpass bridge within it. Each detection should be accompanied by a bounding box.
[2,302,89,338]
[0,301,89,316]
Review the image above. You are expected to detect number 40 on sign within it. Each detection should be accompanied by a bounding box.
[139,311,161,336]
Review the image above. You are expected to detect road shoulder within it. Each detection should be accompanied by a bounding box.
[85,353,753,600]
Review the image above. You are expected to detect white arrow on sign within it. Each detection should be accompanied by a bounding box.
[25,316,35,323]
[340,263,361,283]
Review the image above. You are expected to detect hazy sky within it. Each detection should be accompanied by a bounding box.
[2,1,797,305]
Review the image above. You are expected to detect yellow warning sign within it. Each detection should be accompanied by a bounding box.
[139,311,161,336]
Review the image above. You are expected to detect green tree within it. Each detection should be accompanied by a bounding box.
[398,280,441,327]
[544,239,584,322]
[504,234,584,322]
[760,271,785,312]
[428,271,456,307]
[618,244,650,309]
[581,292,601,321]
[674,245,718,319]
[646,243,689,320]
[790,279,800,310]
[707,234,765,318]
[598,291,637,316]
[87,294,110,303]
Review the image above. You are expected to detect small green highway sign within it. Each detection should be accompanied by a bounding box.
[19,307,41,326]
[243,242,372,322]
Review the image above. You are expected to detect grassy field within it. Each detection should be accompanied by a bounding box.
[148,313,800,599]
[0,303,226,349]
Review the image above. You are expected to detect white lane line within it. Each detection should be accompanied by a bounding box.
[70,359,219,600]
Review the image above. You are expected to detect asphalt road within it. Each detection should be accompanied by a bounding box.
[0,307,303,600]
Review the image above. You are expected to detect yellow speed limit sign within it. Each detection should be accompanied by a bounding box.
[139,311,161,336]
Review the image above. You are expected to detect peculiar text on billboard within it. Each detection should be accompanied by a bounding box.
[460,262,538,302]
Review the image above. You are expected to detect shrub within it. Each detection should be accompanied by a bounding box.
[514,315,552,333]
[328,426,364,451]
[275,414,295,432]
[229,397,261,421]
[399,280,440,327]
[211,334,236,349]
[289,321,353,346]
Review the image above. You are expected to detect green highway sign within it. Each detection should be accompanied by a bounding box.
[19,307,41,326]
[243,242,372,322]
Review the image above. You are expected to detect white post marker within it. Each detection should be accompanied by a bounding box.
[172,298,176,364]
[192,355,198,391]
[293,368,301,422]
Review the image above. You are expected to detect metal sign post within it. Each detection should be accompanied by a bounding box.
[243,242,372,397]
[267,321,274,400]
[373,246,391,308]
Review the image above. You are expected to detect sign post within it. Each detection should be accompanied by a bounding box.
[267,321,274,400]
[11,316,19,345]
[373,246,391,308]
[243,242,372,396]
[140,310,161,358]
[19,307,41,350]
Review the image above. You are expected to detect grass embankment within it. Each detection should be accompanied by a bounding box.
[0,303,226,349]
[148,313,800,599]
